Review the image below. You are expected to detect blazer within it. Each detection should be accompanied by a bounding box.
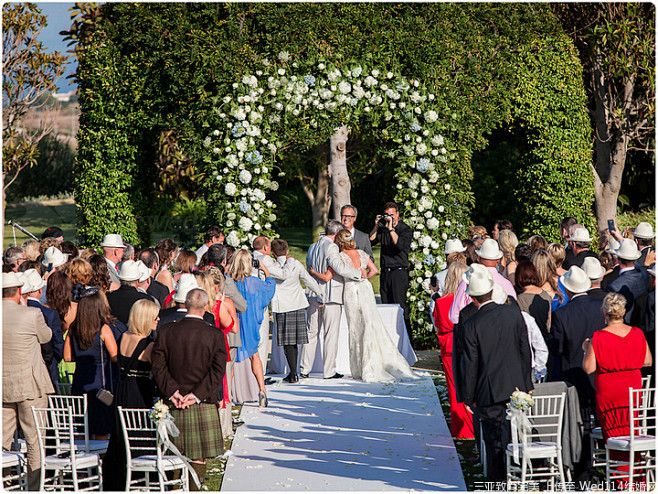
[157,307,215,328]
[462,302,533,407]
[151,316,227,403]
[453,302,478,404]
[352,228,374,262]
[27,298,64,387]
[106,258,121,285]
[586,287,606,300]
[224,277,247,313]
[106,285,152,325]
[563,250,599,270]
[147,278,170,308]
[601,265,620,291]
[2,300,55,402]
[606,267,650,323]
[636,246,654,269]
[270,256,323,313]
[306,236,361,304]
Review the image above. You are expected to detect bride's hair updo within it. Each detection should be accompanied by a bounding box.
[335,229,356,251]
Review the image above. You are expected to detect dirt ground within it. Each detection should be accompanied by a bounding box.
[413,349,443,373]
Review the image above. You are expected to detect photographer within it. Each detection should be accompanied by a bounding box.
[369,201,414,344]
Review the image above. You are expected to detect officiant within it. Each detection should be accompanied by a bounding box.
[340,204,373,262]
[369,201,413,343]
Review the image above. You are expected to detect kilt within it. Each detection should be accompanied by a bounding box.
[275,309,308,346]
[169,402,223,460]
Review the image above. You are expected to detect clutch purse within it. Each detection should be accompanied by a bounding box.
[96,387,114,406]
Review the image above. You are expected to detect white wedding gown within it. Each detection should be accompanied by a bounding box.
[340,250,419,383]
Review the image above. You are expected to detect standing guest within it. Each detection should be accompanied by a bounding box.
[549,266,605,419]
[138,248,170,308]
[462,239,478,266]
[527,235,548,253]
[100,234,126,290]
[199,244,247,313]
[39,237,60,256]
[433,261,473,439]
[59,241,79,260]
[467,225,489,240]
[2,272,54,490]
[151,289,227,486]
[106,260,152,325]
[195,226,225,265]
[515,243,533,263]
[158,274,215,328]
[228,249,276,406]
[497,230,518,282]
[46,271,78,332]
[560,219,580,266]
[448,239,517,325]
[606,239,650,325]
[633,222,655,267]
[582,257,606,300]
[270,239,323,384]
[563,227,598,269]
[4,246,26,272]
[155,238,178,293]
[22,240,41,261]
[601,237,622,290]
[369,201,414,341]
[340,204,374,262]
[41,226,64,242]
[41,246,71,289]
[63,289,118,440]
[643,268,656,381]
[88,253,111,292]
[492,219,513,240]
[120,242,135,266]
[79,247,98,262]
[546,242,567,277]
[103,299,159,491]
[514,261,552,340]
[461,268,533,482]
[173,249,198,284]
[533,249,566,310]
[435,239,467,297]
[68,258,93,302]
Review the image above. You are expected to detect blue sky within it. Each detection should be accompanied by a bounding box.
[35,2,77,92]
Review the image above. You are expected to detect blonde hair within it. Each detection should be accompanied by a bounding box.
[128,299,159,337]
[22,240,41,261]
[227,248,252,282]
[39,237,61,255]
[602,292,626,321]
[335,229,356,251]
[194,271,216,313]
[79,248,98,261]
[444,262,469,296]
[532,249,560,298]
[205,266,225,294]
[468,225,489,240]
[498,230,518,261]
[528,235,548,252]
[446,252,467,266]
[546,243,566,267]
[68,258,93,285]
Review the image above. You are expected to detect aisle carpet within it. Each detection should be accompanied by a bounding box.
[221,373,466,491]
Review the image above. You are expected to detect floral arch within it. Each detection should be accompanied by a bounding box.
[201,53,469,337]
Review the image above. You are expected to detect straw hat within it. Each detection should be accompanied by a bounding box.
[135,260,151,283]
[633,222,655,239]
[606,236,621,253]
[475,238,503,260]
[461,263,490,283]
[568,227,592,243]
[118,260,141,282]
[41,246,69,270]
[19,269,46,293]
[444,239,466,255]
[174,274,199,303]
[491,283,508,305]
[465,270,494,296]
[100,234,126,249]
[616,239,642,261]
[2,272,24,288]
[560,266,591,294]
[580,257,605,280]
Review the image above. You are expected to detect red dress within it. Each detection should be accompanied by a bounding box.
[592,327,647,440]
[213,299,235,409]
[433,293,474,439]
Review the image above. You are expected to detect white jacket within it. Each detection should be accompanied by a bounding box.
[270,257,324,313]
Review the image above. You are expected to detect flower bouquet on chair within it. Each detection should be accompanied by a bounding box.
[506,388,534,463]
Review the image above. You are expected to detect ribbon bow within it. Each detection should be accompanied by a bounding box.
[156,414,201,489]
[506,407,533,464]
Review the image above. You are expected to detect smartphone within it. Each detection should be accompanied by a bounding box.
[607,219,615,232]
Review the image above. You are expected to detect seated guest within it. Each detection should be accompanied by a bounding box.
[606,239,650,326]
[514,261,552,340]
[106,260,152,325]
[151,289,227,486]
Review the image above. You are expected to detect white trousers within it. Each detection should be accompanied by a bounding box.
[300,300,342,378]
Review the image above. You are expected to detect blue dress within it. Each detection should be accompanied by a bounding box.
[234,276,276,362]
[71,329,114,435]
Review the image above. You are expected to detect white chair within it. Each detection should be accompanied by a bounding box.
[606,387,656,491]
[506,392,566,491]
[47,394,108,454]
[31,406,102,491]
[118,407,189,491]
[54,371,74,395]
[2,451,27,490]
[592,376,653,470]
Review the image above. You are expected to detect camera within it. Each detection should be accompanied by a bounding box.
[378,214,392,229]
[251,255,260,269]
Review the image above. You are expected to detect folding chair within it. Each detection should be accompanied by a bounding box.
[2,451,27,490]
[47,394,108,454]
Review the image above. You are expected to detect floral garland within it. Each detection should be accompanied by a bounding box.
[202,53,468,335]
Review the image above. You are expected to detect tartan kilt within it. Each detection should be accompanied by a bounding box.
[169,402,223,460]
[275,309,308,346]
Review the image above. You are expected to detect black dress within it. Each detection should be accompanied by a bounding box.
[102,337,155,491]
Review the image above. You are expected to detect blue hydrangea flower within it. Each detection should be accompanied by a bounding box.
[246,150,263,164]
[423,254,435,266]
[239,200,252,213]
[409,122,421,133]
[232,123,246,138]
[304,75,316,87]
[416,158,430,173]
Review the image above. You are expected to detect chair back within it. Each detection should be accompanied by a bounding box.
[630,387,656,440]
[31,406,87,469]
[520,393,566,448]
[48,394,89,451]
[642,375,652,389]
[117,407,162,463]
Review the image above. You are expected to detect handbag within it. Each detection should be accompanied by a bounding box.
[96,337,114,406]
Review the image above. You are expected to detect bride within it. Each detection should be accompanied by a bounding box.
[309,229,418,383]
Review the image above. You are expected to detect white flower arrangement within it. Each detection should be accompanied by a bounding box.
[238,170,252,184]
[149,400,170,422]
[509,389,534,412]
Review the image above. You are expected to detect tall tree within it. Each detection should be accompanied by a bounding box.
[2,3,67,192]
[553,3,655,232]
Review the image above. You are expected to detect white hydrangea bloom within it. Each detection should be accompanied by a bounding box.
[427,218,440,230]
[416,143,428,155]
[238,170,252,184]
[238,217,253,231]
[224,183,238,196]
[338,81,351,94]
[226,231,241,247]
[424,110,438,123]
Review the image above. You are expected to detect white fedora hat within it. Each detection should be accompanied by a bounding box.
[135,260,151,283]
[633,222,655,239]
[491,283,508,305]
[19,269,46,293]
[3,272,24,289]
[174,273,199,303]
[444,238,466,255]
[100,234,126,248]
[42,246,69,270]
[461,263,489,283]
[616,239,642,261]
[581,257,605,280]
[118,260,141,282]
[560,266,591,294]
[606,236,621,253]
[466,270,494,296]
[475,238,503,260]
[568,227,592,243]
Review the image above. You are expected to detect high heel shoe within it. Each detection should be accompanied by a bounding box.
[258,390,268,408]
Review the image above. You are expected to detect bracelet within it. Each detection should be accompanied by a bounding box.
[389,229,395,232]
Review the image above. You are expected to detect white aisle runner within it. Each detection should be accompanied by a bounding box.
[221,374,466,491]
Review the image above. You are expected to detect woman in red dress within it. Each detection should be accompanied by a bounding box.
[433,261,474,439]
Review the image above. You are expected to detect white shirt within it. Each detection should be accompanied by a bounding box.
[195,244,209,265]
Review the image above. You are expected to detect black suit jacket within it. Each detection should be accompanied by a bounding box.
[453,302,478,404]
[151,317,227,403]
[601,265,620,291]
[147,278,169,308]
[607,267,650,324]
[106,285,152,325]
[586,287,606,300]
[158,307,215,328]
[462,302,533,407]
[27,299,63,387]
[562,250,599,270]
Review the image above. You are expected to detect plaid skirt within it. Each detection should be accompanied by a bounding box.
[169,402,223,460]
[275,309,308,346]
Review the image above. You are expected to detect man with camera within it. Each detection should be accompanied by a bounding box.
[370,201,414,344]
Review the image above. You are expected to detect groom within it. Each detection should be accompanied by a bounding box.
[300,220,363,379]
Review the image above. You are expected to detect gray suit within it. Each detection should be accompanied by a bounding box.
[300,236,361,377]
[352,228,374,262]
[106,258,120,285]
